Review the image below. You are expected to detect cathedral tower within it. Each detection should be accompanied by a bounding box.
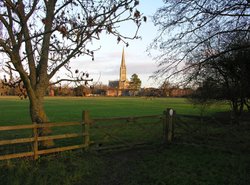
[119,48,129,89]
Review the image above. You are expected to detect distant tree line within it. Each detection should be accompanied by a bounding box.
[1,78,193,98]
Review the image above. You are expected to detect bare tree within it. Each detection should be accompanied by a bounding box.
[0,0,145,145]
[150,0,250,80]
[189,34,250,124]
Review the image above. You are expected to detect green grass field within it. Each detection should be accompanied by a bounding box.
[0,96,249,185]
[0,96,229,124]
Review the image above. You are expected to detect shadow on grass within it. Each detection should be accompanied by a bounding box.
[0,144,249,185]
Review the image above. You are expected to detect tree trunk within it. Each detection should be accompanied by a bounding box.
[231,98,244,125]
[243,98,250,112]
[29,94,54,147]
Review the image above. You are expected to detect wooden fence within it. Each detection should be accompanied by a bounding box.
[0,109,175,161]
[0,111,91,160]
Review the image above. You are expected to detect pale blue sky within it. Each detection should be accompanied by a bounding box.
[66,0,165,88]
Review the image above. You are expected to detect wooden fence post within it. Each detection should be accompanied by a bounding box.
[163,108,175,143]
[33,123,39,160]
[82,111,90,149]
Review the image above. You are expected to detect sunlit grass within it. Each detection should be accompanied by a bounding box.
[0,96,230,124]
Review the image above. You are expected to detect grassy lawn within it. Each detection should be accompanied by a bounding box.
[0,96,249,185]
[0,96,229,124]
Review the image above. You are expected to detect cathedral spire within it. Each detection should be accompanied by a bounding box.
[119,48,127,83]
[121,47,126,67]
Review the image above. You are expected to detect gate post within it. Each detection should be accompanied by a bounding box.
[163,108,175,143]
[82,111,90,149]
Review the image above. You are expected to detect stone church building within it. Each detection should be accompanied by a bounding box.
[106,48,130,96]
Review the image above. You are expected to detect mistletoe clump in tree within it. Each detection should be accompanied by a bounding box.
[0,0,145,145]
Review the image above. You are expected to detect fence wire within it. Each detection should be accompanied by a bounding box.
[90,115,163,150]
[174,115,250,154]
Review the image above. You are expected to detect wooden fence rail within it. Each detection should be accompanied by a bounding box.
[0,111,91,161]
[0,109,175,161]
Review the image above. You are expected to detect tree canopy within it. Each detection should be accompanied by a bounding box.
[0,0,145,144]
[190,35,250,123]
[151,0,250,124]
[151,0,250,80]
[129,73,141,90]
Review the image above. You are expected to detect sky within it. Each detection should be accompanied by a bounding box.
[66,0,165,88]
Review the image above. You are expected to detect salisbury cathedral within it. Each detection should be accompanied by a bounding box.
[107,48,131,96]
